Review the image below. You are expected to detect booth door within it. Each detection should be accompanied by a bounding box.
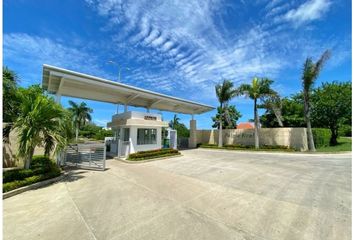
[119,128,130,158]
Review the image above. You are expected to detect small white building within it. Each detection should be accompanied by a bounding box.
[107,111,169,158]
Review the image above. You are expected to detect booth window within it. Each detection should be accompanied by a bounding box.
[137,129,157,145]
[123,128,130,141]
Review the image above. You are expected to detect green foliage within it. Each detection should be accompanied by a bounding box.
[168,114,190,137]
[128,148,180,160]
[3,67,20,123]
[316,137,352,152]
[339,125,351,137]
[14,86,72,168]
[3,156,61,192]
[312,128,331,147]
[260,94,305,127]
[311,82,352,145]
[79,124,113,140]
[212,105,242,129]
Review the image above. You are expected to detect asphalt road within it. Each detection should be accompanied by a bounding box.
[4,149,352,240]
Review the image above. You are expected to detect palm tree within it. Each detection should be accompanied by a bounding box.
[3,67,20,143]
[68,101,93,142]
[258,95,284,127]
[302,50,330,151]
[169,114,180,129]
[14,88,72,169]
[238,77,277,149]
[215,79,238,147]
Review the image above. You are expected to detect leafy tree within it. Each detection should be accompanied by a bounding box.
[68,101,93,142]
[212,105,242,129]
[80,123,113,140]
[215,79,238,147]
[301,50,330,151]
[238,77,277,149]
[311,82,351,145]
[169,114,189,138]
[260,95,305,127]
[258,95,283,127]
[3,67,21,143]
[169,114,180,129]
[14,86,73,169]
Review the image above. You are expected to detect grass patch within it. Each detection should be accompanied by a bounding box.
[316,137,352,152]
[127,148,181,161]
[3,155,61,192]
[198,143,296,152]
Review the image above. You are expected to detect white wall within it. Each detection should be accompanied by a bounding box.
[129,126,162,153]
[195,128,308,151]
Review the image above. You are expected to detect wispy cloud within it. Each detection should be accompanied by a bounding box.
[282,0,332,26]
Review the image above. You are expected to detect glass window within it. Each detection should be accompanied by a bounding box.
[123,128,130,141]
[137,128,157,145]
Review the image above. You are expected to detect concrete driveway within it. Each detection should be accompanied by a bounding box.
[4,149,351,240]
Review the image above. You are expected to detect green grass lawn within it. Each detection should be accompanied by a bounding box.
[317,137,352,152]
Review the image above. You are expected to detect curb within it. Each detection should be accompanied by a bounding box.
[3,172,67,199]
[115,153,182,164]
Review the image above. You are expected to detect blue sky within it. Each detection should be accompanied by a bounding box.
[3,0,351,129]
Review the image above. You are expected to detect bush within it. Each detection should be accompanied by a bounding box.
[128,148,180,160]
[3,155,61,192]
[312,128,331,147]
[339,125,352,137]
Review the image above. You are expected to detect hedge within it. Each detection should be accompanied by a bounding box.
[312,128,331,147]
[339,125,352,137]
[3,155,61,192]
[128,148,180,161]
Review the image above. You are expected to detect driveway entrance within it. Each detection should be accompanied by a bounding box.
[4,149,351,240]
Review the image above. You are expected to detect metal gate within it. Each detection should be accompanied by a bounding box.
[60,143,106,170]
[178,137,189,149]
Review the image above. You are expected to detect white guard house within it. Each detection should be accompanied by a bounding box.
[42,65,214,158]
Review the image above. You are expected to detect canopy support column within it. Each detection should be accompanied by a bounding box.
[189,114,197,148]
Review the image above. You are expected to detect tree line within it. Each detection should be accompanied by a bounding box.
[213,50,352,150]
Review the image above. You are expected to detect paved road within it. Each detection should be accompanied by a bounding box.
[4,149,352,240]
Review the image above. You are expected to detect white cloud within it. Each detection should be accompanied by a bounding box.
[283,0,331,26]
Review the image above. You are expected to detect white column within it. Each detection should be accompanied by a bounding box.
[55,94,61,104]
[189,114,197,148]
[116,104,119,114]
[124,104,128,112]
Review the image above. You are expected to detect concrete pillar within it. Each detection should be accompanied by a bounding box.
[116,104,119,114]
[189,118,197,148]
[55,94,61,104]
[124,104,128,112]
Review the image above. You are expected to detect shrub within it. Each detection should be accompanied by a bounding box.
[3,155,61,192]
[312,128,331,147]
[199,143,295,151]
[339,125,352,137]
[128,148,180,160]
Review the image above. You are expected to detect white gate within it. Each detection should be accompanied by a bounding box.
[60,143,106,170]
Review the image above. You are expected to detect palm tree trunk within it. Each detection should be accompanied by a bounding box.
[24,148,35,169]
[75,126,79,142]
[218,104,223,147]
[304,94,316,151]
[254,98,259,149]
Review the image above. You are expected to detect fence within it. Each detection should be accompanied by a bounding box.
[60,143,106,170]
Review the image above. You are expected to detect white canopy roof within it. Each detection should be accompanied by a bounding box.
[42,65,214,115]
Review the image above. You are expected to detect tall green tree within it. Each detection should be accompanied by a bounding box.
[14,85,73,169]
[260,94,305,128]
[212,105,242,129]
[301,50,330,151]
[238,77,277,149]
[169,114,180,129]
[312,82,351,145]
[258,95,283,127]
[68,101,93,142]
[215,79,238,147]
[3,67,21,143]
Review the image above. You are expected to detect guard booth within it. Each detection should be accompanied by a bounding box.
[42,64,214,159]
